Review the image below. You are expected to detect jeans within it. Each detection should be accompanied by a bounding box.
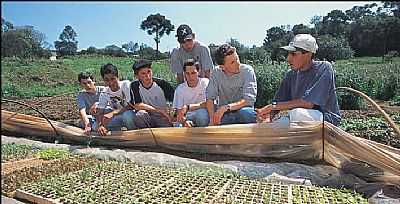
[186,108,209,127]
[220,107,256,125]
[134,110,171,128]
[105,110,137,131]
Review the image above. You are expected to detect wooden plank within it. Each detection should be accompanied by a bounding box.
[15,189,59,204]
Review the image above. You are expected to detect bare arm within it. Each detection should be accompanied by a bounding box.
[256,99,314,120]
[78,108,91,135]
[206,99,215,126]
[132,102,172,124]
[213,99,250,125]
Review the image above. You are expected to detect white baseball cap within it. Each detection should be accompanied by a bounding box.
[281,34,318,54]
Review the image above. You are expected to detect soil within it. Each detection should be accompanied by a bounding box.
[1,158,54,176]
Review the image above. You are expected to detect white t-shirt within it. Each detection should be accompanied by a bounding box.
[98,80,132,109]
[173,77,209,109]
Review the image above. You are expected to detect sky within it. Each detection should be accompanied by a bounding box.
[2,1,380,52]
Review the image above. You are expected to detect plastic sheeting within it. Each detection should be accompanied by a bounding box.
[1,110,399,185]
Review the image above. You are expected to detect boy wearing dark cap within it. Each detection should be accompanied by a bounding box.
[130,59,175,128]
[170,24,214,84]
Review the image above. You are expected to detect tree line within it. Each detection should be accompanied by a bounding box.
[1,2,399,62]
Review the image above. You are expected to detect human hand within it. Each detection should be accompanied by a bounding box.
[159,109,173,125]
[84,124,92,135]
[97,125,108,136]
[212,106,227,125]
[256,105,273,119]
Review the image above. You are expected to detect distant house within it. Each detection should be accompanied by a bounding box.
[49,50,57,61]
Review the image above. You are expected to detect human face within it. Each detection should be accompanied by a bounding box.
[181,38,195,51]
[184,65,200,88]
[287,50,312,71]
[103,73,120,92]
[220,51,240,75]
[136,67,153,88]
[80,78,96,92]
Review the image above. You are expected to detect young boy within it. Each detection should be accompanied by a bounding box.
[130,59,175,128]
[173,59,209,127]
[96,63,137,136]
[206,44,257,126]
[76,71,110,135]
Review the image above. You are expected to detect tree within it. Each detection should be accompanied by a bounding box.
[87,46,97,54]
[263,26,293,63]
[292,24,312,35]
[122,41,139,53]
[54,25,78,56]
[310,15,322,35]
[104,44,126,57]
[1,24,51,58]
[140,13,174,52]
[319,10,350,37]
[316,34,354,61]
[1,18,14,33]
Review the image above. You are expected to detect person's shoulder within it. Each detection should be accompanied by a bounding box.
[171,47,181,56]
[199,77,209,83]
[240,63,255,73]
[120,80,131,85]
[194,41,209,50]
[175,82,187,92]
[314,60,332,67]
[313,60,333,73]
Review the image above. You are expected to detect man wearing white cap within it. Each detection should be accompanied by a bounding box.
[170,24,214,84]
[256,34,341,126]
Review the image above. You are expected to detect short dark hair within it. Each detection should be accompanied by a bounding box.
[100,63,118,79]
[183,59,200,72]
[214,43,236,65]
[78,71,94,83]
[132,59,152,75]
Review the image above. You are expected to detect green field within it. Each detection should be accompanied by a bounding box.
[1,55,399,108]
[1,55,176,98]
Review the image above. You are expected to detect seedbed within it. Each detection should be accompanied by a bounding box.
[2,154,99,196]
[1,143,38,162]
[15,160,368,204]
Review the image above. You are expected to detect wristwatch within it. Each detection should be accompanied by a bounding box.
[272,101,277,109]
[226,104,232,112]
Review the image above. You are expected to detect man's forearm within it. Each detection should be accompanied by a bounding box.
[275,99,314,111]
[79,109,90,126]
[227,99,250,111]
[206,99,215,119]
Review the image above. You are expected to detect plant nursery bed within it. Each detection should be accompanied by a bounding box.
[15,160,369,204]
[1,155,99,197]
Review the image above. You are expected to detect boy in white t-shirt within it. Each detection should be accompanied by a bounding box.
[96,63,137,136]
[173,59,209,127]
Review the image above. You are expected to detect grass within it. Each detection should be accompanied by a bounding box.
[1,55,399,110]
[1,55,175,98]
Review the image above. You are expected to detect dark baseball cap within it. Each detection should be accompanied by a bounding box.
[132,59,152,71]
[176,24,194,43]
